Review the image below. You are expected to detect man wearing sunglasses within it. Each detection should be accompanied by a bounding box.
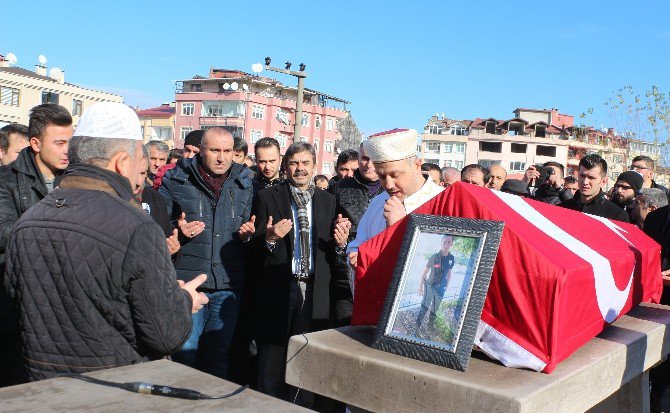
[630,155,669,197]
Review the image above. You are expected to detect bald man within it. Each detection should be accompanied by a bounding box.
[160,127,254,379]
[487,164,507,190]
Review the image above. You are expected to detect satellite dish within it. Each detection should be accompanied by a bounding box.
[231,82,239,91]
[242,84,249,92]
[38,55,47,65]
[49,67,64,83]
[223,82,230,90]
[441,113,445,118]
[435,112,440,118]
[251,63,263,74]
[5,53,17,66]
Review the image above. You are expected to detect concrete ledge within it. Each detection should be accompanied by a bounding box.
[286,303,670,413]
[0,359,307,412]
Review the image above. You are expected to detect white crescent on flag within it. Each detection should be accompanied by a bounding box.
[493,191,634,323]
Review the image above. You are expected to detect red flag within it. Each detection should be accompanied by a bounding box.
[352,182,662,373]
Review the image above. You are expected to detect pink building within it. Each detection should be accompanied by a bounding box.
[174,68,351,175]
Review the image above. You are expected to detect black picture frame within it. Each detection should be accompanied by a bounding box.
[372,214,504,371]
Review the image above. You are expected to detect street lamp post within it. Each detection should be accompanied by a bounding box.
[263,57,307,142]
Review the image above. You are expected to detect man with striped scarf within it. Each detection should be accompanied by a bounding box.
[247,142,350,405]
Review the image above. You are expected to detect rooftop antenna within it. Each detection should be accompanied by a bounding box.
[5,52,17,66]
[251,63,263,75]
[49,67,64,83]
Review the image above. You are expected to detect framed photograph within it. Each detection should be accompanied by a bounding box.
[372,214,504,371]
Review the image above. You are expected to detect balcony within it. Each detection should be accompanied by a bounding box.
[198,116,244,127]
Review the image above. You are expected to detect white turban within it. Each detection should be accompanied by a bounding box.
[364,128,418,163]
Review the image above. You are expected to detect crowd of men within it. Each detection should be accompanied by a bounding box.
[2,104,670,410]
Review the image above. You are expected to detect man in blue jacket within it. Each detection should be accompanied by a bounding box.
[160,127,254,379]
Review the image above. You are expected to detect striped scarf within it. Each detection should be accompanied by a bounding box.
[289,183,315,278]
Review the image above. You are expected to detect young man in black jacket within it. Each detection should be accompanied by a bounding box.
[559,154,628,222]
[0,104,72,387]
[4,102,208,381]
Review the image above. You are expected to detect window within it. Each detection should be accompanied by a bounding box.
[424,158,439,165]
[485,121,496,134]
[191,83,202,92]
[326,118,334,131]
[41,91,59,105]
[508,122,524,136]
[180,127,193,141]
[480,141,502,153]
[315,115,321,128]
[454,160,464,170]
[509,161,526,171]
[479,160,501,169]
[444,160,452,167]
[323,162,332,175]
[535,125,546,138]
[511,143,527,153]
[0,86,20,106]
[301,114,310,127]
[536,145,557,157]
[152,127,172,141]
[426,142,440,152]
[252,105,265,120]
[72,99,82,116]
[450,124,467,135]
[182,103,194,116]
[314,139,319,152]
[455,143,465,153]
[444,143,453,153]
[428,124,444,134]
[614,155,623,164]
[274,133,287,148]
[201,101,245,117]
[299,136,308,142]
[250,130,263,143]
[324,140,333,152]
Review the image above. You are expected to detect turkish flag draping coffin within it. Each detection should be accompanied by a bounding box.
[352,182,662,373]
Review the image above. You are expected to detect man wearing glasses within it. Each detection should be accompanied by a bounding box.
[630,155,669,196]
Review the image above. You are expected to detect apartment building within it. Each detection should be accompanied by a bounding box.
[421,107,664,186]
[136,103,175,147]
[174,68,353,175]
[421,108,571,178]
[0,54,122,127]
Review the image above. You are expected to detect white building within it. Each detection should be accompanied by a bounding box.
[0,54,122,127]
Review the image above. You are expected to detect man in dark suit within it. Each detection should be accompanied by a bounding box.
[244,142,350,403]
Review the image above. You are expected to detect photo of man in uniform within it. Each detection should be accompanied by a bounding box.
[416,234,455,329]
